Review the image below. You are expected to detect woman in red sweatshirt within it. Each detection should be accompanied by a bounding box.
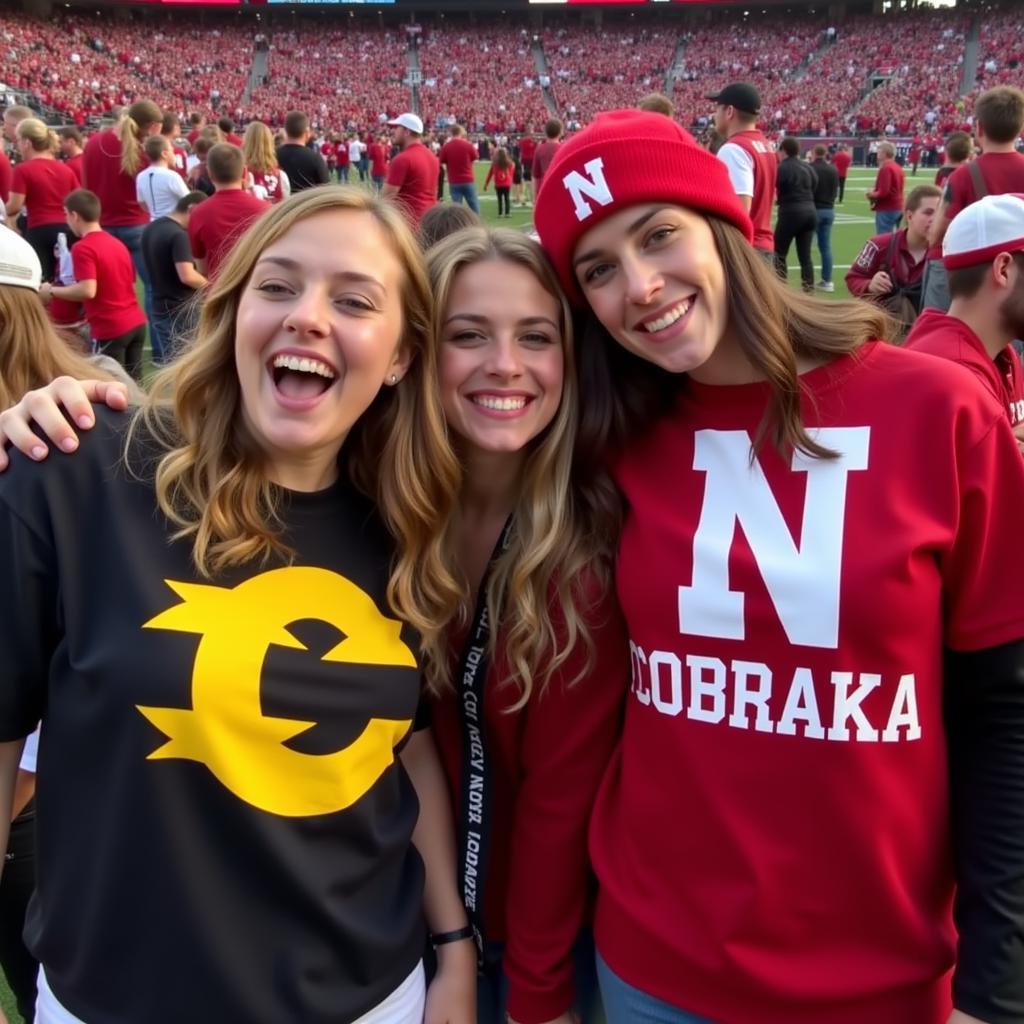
[532,110,1024,1024]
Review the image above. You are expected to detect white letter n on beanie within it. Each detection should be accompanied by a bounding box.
[563,157,614,221]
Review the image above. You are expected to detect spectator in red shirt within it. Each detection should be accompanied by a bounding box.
[82,99,163,284]
[906,194,1024,436]
[367,135,389,193]
[832,143,852,203]
[39,189,146,381]
[530,119,563,204]
[846,184,941,336]
[217,117,243,148]
[187,143,268,280]
[5,119,78,283]
[383,113,440,227]
[439,125,480,214]
[925,87,1024,314]
[0,146,10,206]
[162,114,189,182]
[243,121,290,205]
[58,127,85,186]
[518,132,537,205]
[186,113,205,148]
[866,141,906,234]
[483,147,515,217]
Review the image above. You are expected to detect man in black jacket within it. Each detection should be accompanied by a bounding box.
[774,137,818,293]
[811,144,840,292]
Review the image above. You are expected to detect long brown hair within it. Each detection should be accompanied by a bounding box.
[0,287,119,409]
[117,99,163,177]
[128,186,462,641]
[424,227,620,705]
[576,216,897,467]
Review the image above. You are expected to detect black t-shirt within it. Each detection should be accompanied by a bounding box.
[276,143,330,193]
[811,158,839,209]
[0,408,425,1024]
[142,217,196,313]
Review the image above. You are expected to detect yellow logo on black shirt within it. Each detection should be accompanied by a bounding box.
[137,567,416,818]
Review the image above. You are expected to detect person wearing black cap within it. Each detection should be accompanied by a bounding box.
[710,82,777,257]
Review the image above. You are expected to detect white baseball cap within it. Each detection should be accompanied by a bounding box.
[943,193,1024,270]
[0,225,41,291]
[387,112,424,135]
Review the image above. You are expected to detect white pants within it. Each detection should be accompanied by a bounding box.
[36,961,425,1024]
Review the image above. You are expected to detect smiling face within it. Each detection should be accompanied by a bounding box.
[573,204,748,384]
[235,207,410,491]
[438,258,564,459]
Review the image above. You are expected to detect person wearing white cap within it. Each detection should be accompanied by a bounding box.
[0,225,133,409]
[383,112,440,226]
[905,193,1024,440]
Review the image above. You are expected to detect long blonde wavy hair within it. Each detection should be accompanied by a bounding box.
[0,286,119,409]
[117,100,163,177]
[243,121,279,175]
[127,186,463,640]
[423,227,620,707]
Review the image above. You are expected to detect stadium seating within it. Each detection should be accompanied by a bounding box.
[1,6,1023,141]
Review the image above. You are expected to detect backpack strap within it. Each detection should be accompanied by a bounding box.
[968,159,989,202]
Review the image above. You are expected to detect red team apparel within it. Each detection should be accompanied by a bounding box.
[531,141,561,187]
[187,188,269,280]
[10,160,78,229]
[590,343,1024,1024]
[65,152,84,186]
[519,136,537,176]
[385,144,440,225]
[171,145,189,180]
[368,142,388,180]
[943,151,1024,218]
[0,148,11,203]
[905,308,1024,427]
[871,160,905,211]
[718,129,777,252]
[431,578,627,1024]
[845,229,927,296]
[832,149,852,180]
[82,129,149,227]
[484,164,514,189]
[71,231,146,341]
[438,137,477,185]
[250,169,285,204]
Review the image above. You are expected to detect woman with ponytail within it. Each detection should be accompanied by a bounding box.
[5,119,77,282]
[82,100,162,273]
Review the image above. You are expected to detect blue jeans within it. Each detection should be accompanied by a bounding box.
[449,182,480,214]
[814,206,835,283]
[477,931,601,1024]
[874,208,902,234]
[105,223,156,359]
[151,302,199,364]
[596,953,715,1024]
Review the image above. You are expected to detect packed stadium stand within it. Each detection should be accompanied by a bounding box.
[1,4,1022,139]
[417,22,548,133]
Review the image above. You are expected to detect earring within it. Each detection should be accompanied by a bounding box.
[389,373,398,385]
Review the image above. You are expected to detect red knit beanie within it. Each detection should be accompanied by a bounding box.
[534,109,754,300]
